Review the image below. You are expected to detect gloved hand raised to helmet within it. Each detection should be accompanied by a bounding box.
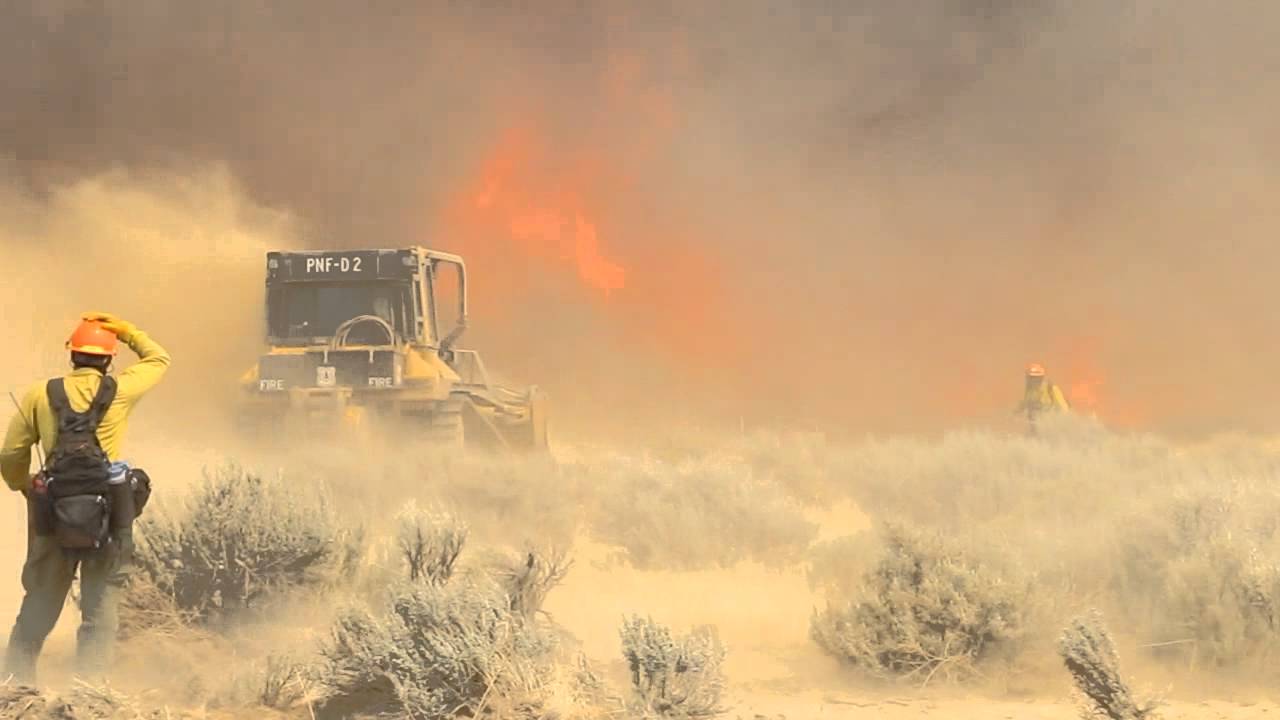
[80,312,138,343]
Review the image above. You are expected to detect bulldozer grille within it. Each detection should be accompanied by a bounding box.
[257,349,402,392]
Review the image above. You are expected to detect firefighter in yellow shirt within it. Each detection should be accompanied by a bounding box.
[1015,362,1069,434]
[0,313,170,682]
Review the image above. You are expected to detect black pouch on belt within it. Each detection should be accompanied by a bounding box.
[128,468,152,518]
[31,488,56,536]
[108,479,135,529]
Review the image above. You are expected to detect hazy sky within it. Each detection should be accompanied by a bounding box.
[3,1,1278,438]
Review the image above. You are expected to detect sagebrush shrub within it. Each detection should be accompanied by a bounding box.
[316,515,567,720]
[810,523,1028,684]
[1111,484,1280,668]
[396,501,467,585]
[1059,612,1159,720]
[316,578,558,719]
[128,464,362,625]
[493,548,573,619]
[620,616,725,718]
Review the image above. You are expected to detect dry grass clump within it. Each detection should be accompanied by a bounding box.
[212,652,313,712]
[253,653,311,710]
[0,682,48,719]
[493,547,573,619]
[117,573,202,638]
[0,678,195,720]
[314,511,566,719]
[620,617,726,718]
[810,523,1028,685]
[316,578,559,719]
[1059,612,1159,720]
[396,501,467,585]
[127,464,362,626]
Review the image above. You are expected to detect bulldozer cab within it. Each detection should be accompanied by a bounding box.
[244,247,548,452]
[264,248,467,351]
[268,280,414,345]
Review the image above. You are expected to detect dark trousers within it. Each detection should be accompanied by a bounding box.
[3,501,133,683]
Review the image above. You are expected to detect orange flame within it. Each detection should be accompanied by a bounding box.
[1057,335,1151,427]
[442,122,736,362]
[433,34,742,384]
[1068,377,1104,413]
[460,127,626,296]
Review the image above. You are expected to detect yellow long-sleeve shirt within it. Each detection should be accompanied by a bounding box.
[0,329,171,491]
[1017,380,1071,416]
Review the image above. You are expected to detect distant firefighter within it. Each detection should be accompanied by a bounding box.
[1015,363,1070,434]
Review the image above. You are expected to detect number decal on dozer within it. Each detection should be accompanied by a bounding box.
[304,256,363,274]
[317,366,337,388]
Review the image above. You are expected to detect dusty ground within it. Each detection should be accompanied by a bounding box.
[731,697,1280,719]
[543,495,1280,720]
[550,543,1280,720]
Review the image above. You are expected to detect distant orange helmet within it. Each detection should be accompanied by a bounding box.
[1026,363,1046,377]
[67,321,118,356]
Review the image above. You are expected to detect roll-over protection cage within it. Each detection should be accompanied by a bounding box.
[264,247,468,352]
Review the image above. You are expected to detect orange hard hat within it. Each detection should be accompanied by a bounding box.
[1026,363,1046,377]
[67,321,118,356]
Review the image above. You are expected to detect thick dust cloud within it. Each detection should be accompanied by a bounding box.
[0,162,295,438]
[2,2,1279,438]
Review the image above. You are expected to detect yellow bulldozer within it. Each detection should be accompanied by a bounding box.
[238,247,548,451]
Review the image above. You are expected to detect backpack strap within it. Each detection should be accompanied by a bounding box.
[46,379,73,426]
[86,376,118,429]
[45,376,118,432]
